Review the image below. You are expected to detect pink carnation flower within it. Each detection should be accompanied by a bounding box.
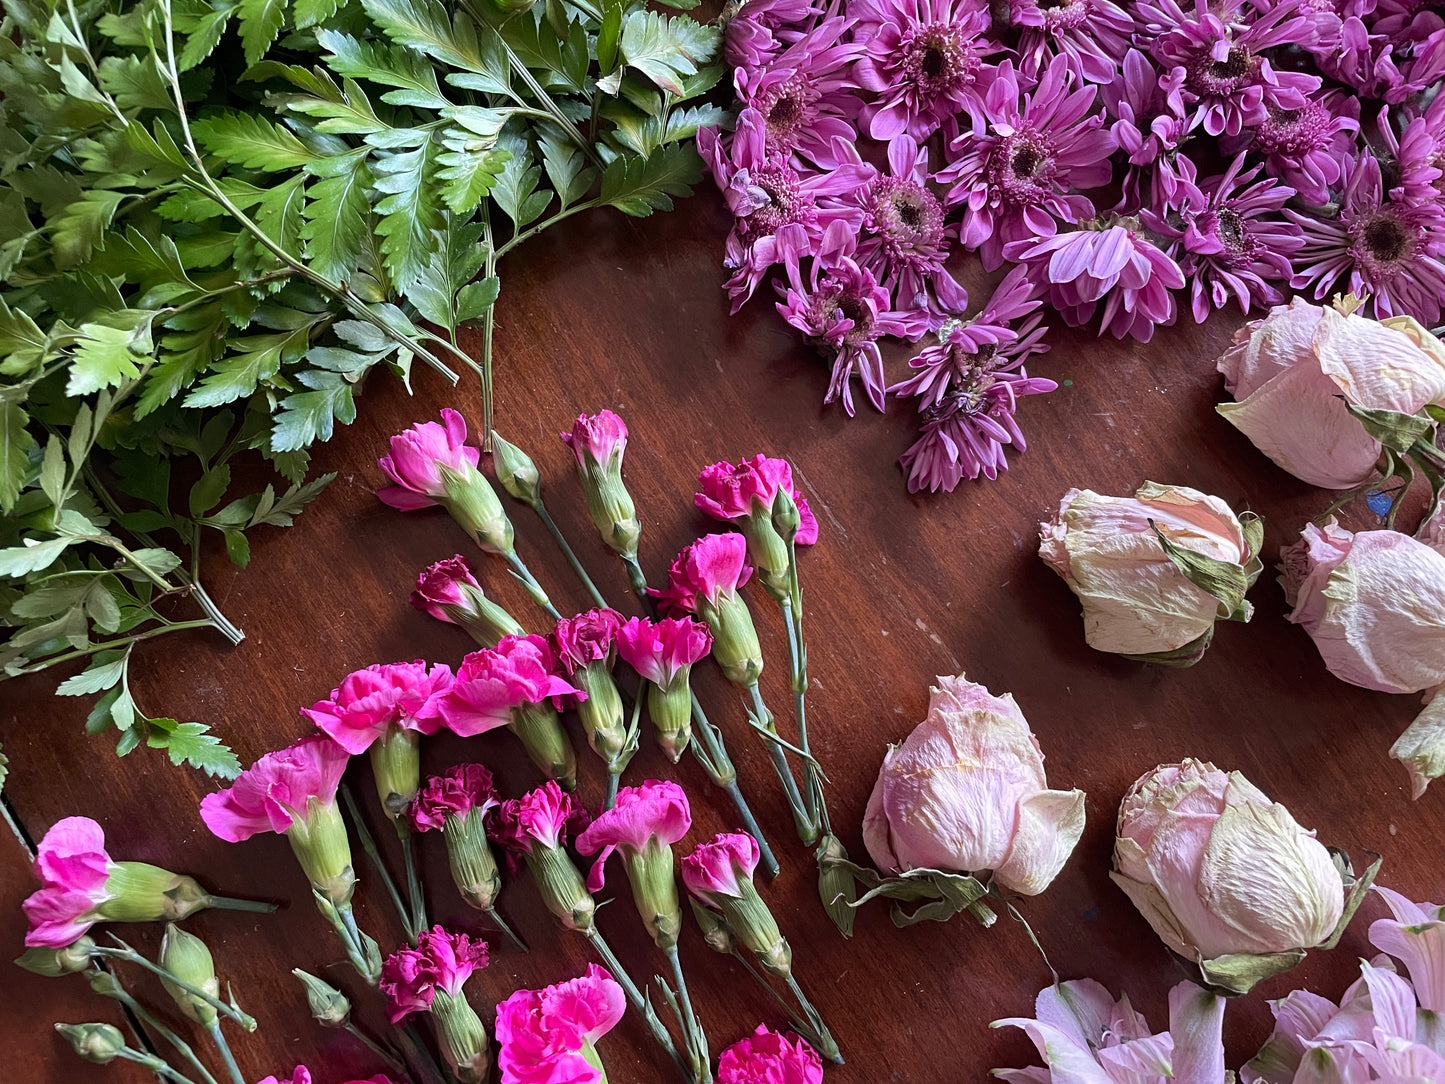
[256,1069,312,1084]
[560,410,627,469]
[411,555,482,623]
[940,57,1115,272]
[695,455,819,545]
[495,964,626,1084]
[23,817,114,947]
[377,408,480,511]
[717,1025,823,1084]
[380,926,490,1024]
[551,608,624,677]
[300,661,452,755]
[410,764,499,833]
[492,781,587,856]
[649,534,754,616]
[614,616,713,689]
[199,736,350,842]
[440,635,585,738]
[1006,220,1184,342]
[680,832,760,903]
[575,780,692,892]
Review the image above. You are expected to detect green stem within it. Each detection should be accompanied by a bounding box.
[604,768,622,811]
[783,972,842,1064]
[504,550,562,621]
[481,15,605,170]
[205,1022,246,1084]
[0,619,216,679]
[780,595,828,836]
[400,1020,452,1084]
[535,500,608,609]
[493,200,599,261]
[341,786,415,941]
[100,981,221,1084]
[746,682,817,844]
[479,209,497,444]
[484,907,529,952]
[665,944,710,1083]
[401,829,428,937]
[115,1048,201,1084]
[344,1021,410,1078]
[201,894,277,913]
[584,930,689,1081]
[728,949,812,1038]
[96,941,256,1031]
[687,692,779,877]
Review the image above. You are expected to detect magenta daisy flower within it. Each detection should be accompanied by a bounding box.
[1378,103,1445,222]
[775,222,910,415]
[724,0,820,69]
[1227,93,1359,206]
[1142,156,1301,322]
[1288,152,1445,323]
[1363,2,1445,100]
[736,17,863,169]
[850,0,998,142]
[1100,49,1199,213]
[889,266,1047,407]
[898,367,1058,492]
[1005,219,1185,342]
[698,111,873,310]
[850,134,968,336]
[1140,0,1322,137]
[939,57,1115,272]
[1009,0,1135,84]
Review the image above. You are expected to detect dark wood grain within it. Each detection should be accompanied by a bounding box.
[5,187,1444,1084]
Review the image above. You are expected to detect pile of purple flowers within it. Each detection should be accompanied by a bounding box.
[699,0,1445,493]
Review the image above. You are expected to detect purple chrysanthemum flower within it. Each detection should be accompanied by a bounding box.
[850,134,968,337]
[1142,156,1301,322]
[776,222,910,415]
[1100,49,1200,213]
[1225,93,1359,206]
[850,0,998,142]
[1288,152,1445,323]
[939,57,1115,272]
[889,266,1047,406]
[1140,0,1322,137]
[1005,219,1185,342]
[698,111,873,310]
[723,0,820,70]
[898,367,1058,492]
[736,17,863,169]
[1009,0,1135,84]
[1378,102,1445,220]
[1323,11,1444,102]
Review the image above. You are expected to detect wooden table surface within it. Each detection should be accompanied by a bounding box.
[4,188,1442,1084]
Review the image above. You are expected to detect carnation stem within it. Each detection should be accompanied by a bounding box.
[604,768,623,810]
[201,894,278,914]
[504,550,563,621]
[780,592,830,836]
[400,829,429,938]
[688,691,779,877]
[746,682,818,845]
[111,1045,201,1084]
[483,907,529,952]
[335,901,384,986]
[623,555,650,601]
[664,945,712,1084]
[783,972,843,1065]
[341,785,416,941]
[534,500,610,609]
[343,1021,411,1078]
[205,1022,246,1084]
[95,941,257,1031]
[400,1020,452,1084]
[95,977,221,1084]
[584,929,691,1082]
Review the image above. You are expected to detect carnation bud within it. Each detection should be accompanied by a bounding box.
[690,899,735,955]
[621,838,683,950]
[510,702,578,791]
[432,989,492,1084]
[373,727,422,819]
[562,412,641,561]
[439,463,515,557]
[293,968,351,1027]
[525,846,596,932]
[56,1022,126,1063]
[575,662,628,764]
[444,810,503,912]
[286,796,358,908]
[489,431,543,507]
[647,680,693,763]
[16,937,96,976]
[160,924,220,1026]
[698,592,764,687]
[91,862,210,924]
[815,835,858,939]
[719,875,790,977]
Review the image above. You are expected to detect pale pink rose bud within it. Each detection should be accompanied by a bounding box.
[862,674,1085,896]
[1216,301,1445,489]
[1111,759,1346,992]
[1039,482,1262,664]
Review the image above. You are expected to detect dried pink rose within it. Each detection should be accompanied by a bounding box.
[1039,482,1261,663]
[1111,759,1345,990]
[494,964,625,1084]
[863,674,1085,895]
[1217,301,1445,489]
[717,1025,822,1084]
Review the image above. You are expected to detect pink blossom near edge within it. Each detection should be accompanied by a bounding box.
[681,832,760,902]
[410,763,499,833]
[695,455,820,545]
[491,781,588,855]
[22,817,114,948]
[199,736,351,843]
[439,635,585,738]
[379,926,490,1024]
[717,1025,823,1084]
[560,411,628,467]
[300,660,452,755]
[495,964,626,1084]
[649,534,754,616]
[614,616,713,689]
[575,780,692,893]
[377,408,480,511]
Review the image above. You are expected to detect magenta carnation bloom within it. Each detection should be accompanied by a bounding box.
[695,454,819,545]
[560,410,627,468]
[300,660,451,755]
[898,367,1058,493]
[890,266,1046,408]
[774,222,909,414]
[440,635,584,739]
[850,0,997,141]
[377,408,480,511]
[23,818,114,947]
[576,780,692,892]
[379,926,490,1023]
[1009,0,1135,84]
[940,58,1115,272]
[411,555,481,622]
[1232,94,1359,207]
[1141,0,1321,137]
[717,1025,823,1084]
[649,533,754,616]
[256,1069,312,1084]
[615,616,713,688]
[200,736,349,842]
[698,112,871,310]
[1289,153,1445,323]
[1144,157,1301,323]
[551,608,624,677]
[410,764,499,833]
[680,832,761,903]
[1006,220,1185,342]
[495,964,626,1084]
[492,781,587,855]
[736,17,862,170]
